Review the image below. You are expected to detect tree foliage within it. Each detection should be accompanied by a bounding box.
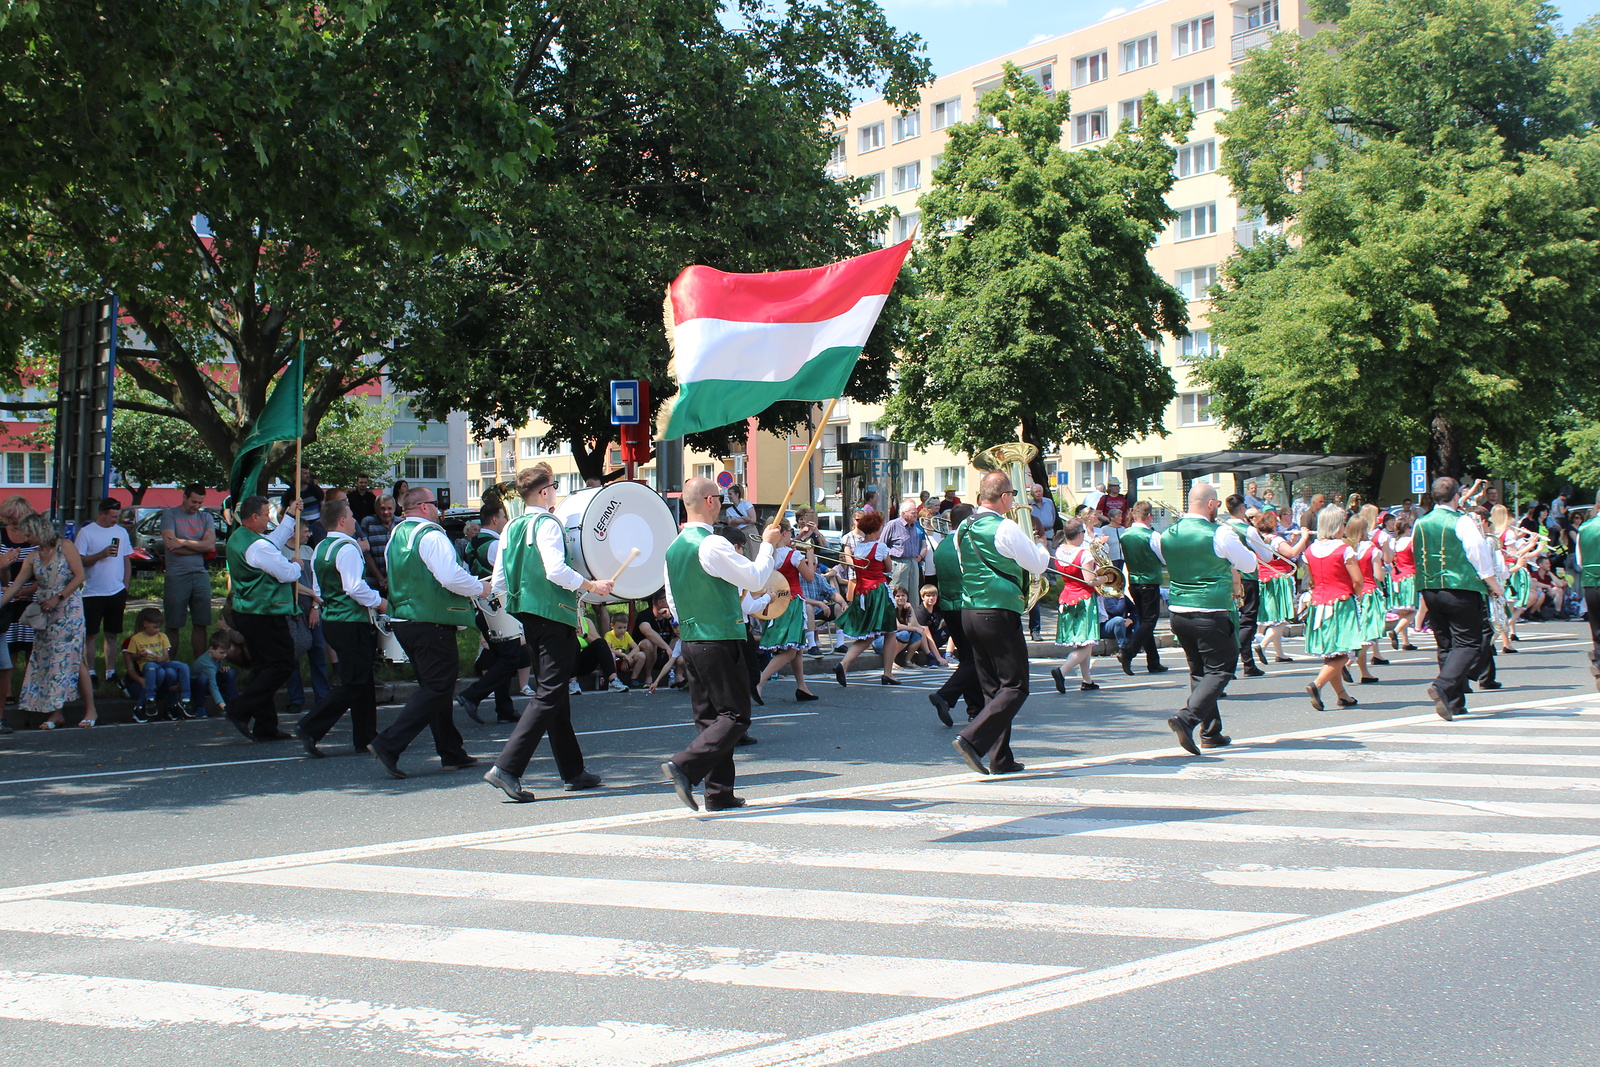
[0,1,550,472]
[385,0,931,476]
[881,67,1190,481]
[1200,0,1600,478]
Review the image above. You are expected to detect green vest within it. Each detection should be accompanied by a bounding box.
[1163,516,1236,611]
[933,533,964,612]
[1413,506,1487,594]
[226,526,297,616]
[385,518,475,626]
[1580,514,1600,586]
[1226,518,1260,582]
[956,510,1026,614]
[465,531,498,578]
[313,535,370,625]
[666,525,744,642]
[499,509,579,626]
[1120,523,1163,586]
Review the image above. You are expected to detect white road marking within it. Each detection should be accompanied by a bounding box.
[674,846,1600,1067]
[1223,749,1600,768]
[215,862,1302,940]
[1330,732,1600,747]
[1075,763,1600,793]
[0,900,1063,999]
[0,968,778,1067]
[479,833,1476,893]
[733,808,1600,853]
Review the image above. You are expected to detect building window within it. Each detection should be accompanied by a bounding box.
[1119,97,1146,125]
[935,467,966,493]
[1072,110,1109,145]
[517,437,539,459]
[828,134,846,165]
[1078,459,1114,490]
[465,442,483,464]
[892,111,920,142]
[860,421,878,438]
[930,153,946,174]
[467,478,482,500]
[1175,203,1218,241]
[1177,78,1217,112]
[1179,330,1212,362]
[1175,139,1217,177]
[1121,34,1158,71]
[903,469,924,497]
[1179,392,1215,425]
[858,122,885,153]
[2,452,48,486]
[1245,0,1280,29]
[893,211,921,243]
[932,97,962,130]
[859,171,886,202]
[892,161,921,193]
[401,455,444,481]
[1174,15,1216,56]
[1124,456,1163,490]
[693,464,714,481]
[1072,51,1110,87]
[1177,265,1218,299]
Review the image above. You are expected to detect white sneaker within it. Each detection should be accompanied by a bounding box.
[567,679,582,696]
[608,678,629,693]
[519,685,535,697]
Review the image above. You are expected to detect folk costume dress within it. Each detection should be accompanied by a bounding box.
[1391,536,1417,609]
[1305,541,1363,658]
[838,539,895,640]
[758,546,807,651]
[1053,543,1100,647]
[1354,541,1387,644]
[1500,528,1533,608]
[1258,538,1298,624]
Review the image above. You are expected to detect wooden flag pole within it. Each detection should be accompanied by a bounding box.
[291,327,304,559]
[768,396,839,527]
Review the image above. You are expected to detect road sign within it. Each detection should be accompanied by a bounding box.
[716,471,734,489]
[1410,455,1427,495]
[789,443,808,452]
[609,380,640,426]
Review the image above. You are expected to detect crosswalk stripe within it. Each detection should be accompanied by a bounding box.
[1331,732,1600,747]
[1222,749,1600,768]
[477,833,1477,894]
[1050,764,1600,793]
[214,862,1303,940]
[1407,719,1600,731]
[0,900,1069,999]
[0,968,778,1066]
[888,784,1600,820]
[732,808,1600,853]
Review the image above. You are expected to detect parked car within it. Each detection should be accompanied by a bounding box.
[132,506,235,571]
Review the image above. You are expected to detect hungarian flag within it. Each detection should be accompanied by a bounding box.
[662,240,912,439]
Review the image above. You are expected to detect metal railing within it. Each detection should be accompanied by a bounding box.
[1232,21,1278,62]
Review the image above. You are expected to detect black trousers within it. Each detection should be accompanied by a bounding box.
[1587,588,1600,679]
[936,609,984,717]
[1236,578,1260,671]
[298,618,378,750]
[231,611,296,739]
[1169,610,1237,737]
[1124,583,1164,668]
[671,639,751,802]
[959,609,1026,768]
[1420,588,1487,713]
[461,638,520,718]
[371,620,469,763]
[1477,598,1497,685]
[494,613,586,781]
[576,638,617,686]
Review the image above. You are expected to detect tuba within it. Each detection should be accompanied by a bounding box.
[1088,537,1126,597]
[974,441,1052,610]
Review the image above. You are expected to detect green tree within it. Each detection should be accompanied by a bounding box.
[0,1,550,471]
[881,68,1191,482]
[1199,0,1600,478]
[301,397,408,489]
[386,0,930,476]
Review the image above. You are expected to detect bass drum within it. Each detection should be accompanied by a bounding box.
[373,612,408,664]
[554,482,676,604]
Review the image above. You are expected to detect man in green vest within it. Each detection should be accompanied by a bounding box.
[1225,493,1277,678]
[1577,490,1600,690]
[1153,482,1261,756]
[1118,500,1169,676]
[660,475,781,811]
[483,464,613,803]
[1414,476,1503,721]
[296,498,385,757]
[456,498,528,726]
[949,471,1051,777]
[367,487,491,779]
[929,503,982,727]
[224,494,305,742]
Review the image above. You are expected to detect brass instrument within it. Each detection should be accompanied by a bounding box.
[974,441,1051,610]
[1088,537,1127,597]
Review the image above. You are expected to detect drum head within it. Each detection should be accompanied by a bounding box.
[554,482,677,602]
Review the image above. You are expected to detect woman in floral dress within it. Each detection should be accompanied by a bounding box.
[0,514,95,727]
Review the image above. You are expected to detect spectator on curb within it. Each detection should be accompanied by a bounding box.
[74,497,133,687]
[191,629,237,718]
[160,483,217,661]
[122,607,191,721]
[359,495,398,592]
[0,513,95,729]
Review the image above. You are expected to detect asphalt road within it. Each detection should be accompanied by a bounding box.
[2,620,1599,1067]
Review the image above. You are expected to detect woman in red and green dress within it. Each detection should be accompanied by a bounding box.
[834,510,904,686]
[1050,518,1100,693]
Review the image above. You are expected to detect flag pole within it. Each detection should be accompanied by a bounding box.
[768,396,838,528]
[291,329,303,558]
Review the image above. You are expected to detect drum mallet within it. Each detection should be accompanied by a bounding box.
[607,548,641,584]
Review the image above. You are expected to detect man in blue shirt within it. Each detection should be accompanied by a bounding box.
[881,501,927,603]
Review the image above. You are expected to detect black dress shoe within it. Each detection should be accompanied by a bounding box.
[1167,716,1200,756]
[1147,664,1170,673]
[1360,675,1380,684]
[368,743,407,779]
[1079,681,1100,691]
[879,675,902,685]
[662,760,699,811]
[952,735,990,775]
[751,689,765,706]
[1242,666,1266,678]
[1200,734,1232,749]
[1341,667,1353,683]
[1305,683,1324,711]
[483,764,534,802]
[834,664,847,687]
[564,771,603,790]
[796,690,819,702]
[1402,644,1420,651]
[737,734,759,745]
[1337,695,1359,708]
[225,714,253,741]
[1273,655,1295,664]
[992,761,1027,774]
[441,755,480,770]
[1390,632,1400,650]
[705,796,747,812]
[929,692,954,727]
[1481,679,1503,690]
[1427,684,1453,721]
[1370,655,1390,666]
[456,695,485,725]
[296,727,324,758]
[1118,653,1134,677]
[1051,667,1066,694]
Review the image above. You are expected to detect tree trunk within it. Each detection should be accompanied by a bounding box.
[126,484,147,506]
[1430,414,1463,481]
[571,431,608,482]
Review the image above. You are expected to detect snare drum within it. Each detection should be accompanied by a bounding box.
[373,612,408,664]
[475,593,524,641]
[554,482,677,604]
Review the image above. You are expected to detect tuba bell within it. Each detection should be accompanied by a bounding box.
[974,441,1052,610]
[1088,537,1126,597]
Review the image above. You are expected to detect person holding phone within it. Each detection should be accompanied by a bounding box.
[73,497,134,689]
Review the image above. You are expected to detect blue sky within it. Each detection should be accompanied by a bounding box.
[881,0,1600,80]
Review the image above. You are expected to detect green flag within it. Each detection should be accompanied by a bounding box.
[228,340,305,505]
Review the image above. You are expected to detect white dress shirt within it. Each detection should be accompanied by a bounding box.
[664,522,776,623]
[309,532,382,609]
[980,505,1051,575]
[1150,515,1261,613]
[1448,510,1499,579]
[397,518,484,599]
[1235,520,1276,564]
[243,518,303,583]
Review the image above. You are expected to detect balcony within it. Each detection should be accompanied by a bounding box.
[1232,21,1278,63]
[478,459,497,476]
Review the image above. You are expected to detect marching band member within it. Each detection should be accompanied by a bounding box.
[1414,477,1504,721]
[223,495,304,742]
[1303,507,1365,710]
[1577,492,1600,691]
[1345,514,1389,683]
[296,499,384,757]
[755,519,820,703]
[929,503,983,726]
[456,500,525,724]
[833,510,904,686]
[1117,501,1169,675]
[1049,519,1100,693]
[660,476,780,812]
[1388,514,1421,650]
[1254,510,1310,665]
[1224,495,1277,678]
